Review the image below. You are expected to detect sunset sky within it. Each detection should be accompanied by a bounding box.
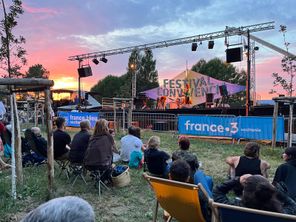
[7,0,296,99]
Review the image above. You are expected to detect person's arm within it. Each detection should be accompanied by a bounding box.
[213,177,240,205]
[260,160,271,178]
[275,182,296,215]
[225,156,239,167]
[272,165,285,185]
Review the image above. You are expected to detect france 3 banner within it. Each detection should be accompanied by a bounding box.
[235,116,284,141]
[58,111,99,128]
[178,115,239,137]
[178,115,284,141]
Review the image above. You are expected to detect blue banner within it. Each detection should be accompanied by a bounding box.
[234,116,284,141]
[178,115,239,137]
[178,115,284,141]
[58,111,99,128]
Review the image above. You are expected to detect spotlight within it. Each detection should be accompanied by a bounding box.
[92,58,99,65]
[100,57,108,63]
[254,46,259,51]
[208,41,214,49]
[191,42,198,51]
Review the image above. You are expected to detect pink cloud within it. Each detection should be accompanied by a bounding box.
[22,3,59,15]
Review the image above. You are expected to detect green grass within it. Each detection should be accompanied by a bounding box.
[0,130,284,222]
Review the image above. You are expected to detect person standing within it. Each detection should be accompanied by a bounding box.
[69,120,91,164]
[53,117,71,160]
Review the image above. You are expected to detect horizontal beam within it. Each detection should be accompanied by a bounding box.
[0,78,54,87]
[69,21,275,61]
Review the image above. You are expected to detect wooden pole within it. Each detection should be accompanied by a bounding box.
[10,94,16,199]
[288,102,294,147]
[0,78,54,86]
[272,101,279,148]
[45,88,54,198]
[12,93,23,185]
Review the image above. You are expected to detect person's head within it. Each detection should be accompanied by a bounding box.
[147,136,160,149]
[244,142,260,158]
[241,175,282,213]
[109,129,115,137]
[21,196,95,222]
[128,126,136,136]
[80,120,91,131]
[134,127,141,139]
[31,127,41,137]
[282,147,296,161]
[178,136,190,150]
[169,160,190,182]
[56,117,66,130]
[93,119,108,136]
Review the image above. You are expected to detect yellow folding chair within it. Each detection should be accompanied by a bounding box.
[143,173,207,222]
[210,200,296,222]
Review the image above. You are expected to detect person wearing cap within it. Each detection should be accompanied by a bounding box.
[273,147,296,201]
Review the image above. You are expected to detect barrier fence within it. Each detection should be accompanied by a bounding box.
[57,111,286,142]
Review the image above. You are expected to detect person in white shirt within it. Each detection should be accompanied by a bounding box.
[120,126,143,162]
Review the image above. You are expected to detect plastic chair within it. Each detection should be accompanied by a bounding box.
[143,173,207,222]
[210,200,296,222]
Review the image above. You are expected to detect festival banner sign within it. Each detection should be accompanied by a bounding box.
[58,111,99,128]
[178,115,284,141]
[142,70,245,108]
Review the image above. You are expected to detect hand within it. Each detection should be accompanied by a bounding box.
[240,174,252,185]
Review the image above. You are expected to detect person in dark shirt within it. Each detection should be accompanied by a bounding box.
[273,147,296,201]
[144,136,170,177]
[31,127,47,157]
[53,117,71,159]
[69,120,91,164]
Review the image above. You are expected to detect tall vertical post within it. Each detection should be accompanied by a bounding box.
[246,29,251,116]
[45,88,54,198]
[288,102,294,147]
[78,59,82,110]
[10,94,16,199]
[272,101,279,148]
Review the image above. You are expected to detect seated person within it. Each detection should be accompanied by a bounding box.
[171,136,213,196]
[84,119,114,182]
[69,120,91,164]
[120,126,143,162]
[21,196,95,222]
[144,136,170,177]
[31,127,47,157]
[226,142,270,196]
[273,147,296,201]
[53,117,71,160]
[169,160,210,222]
[213,174,296,215]
[129,150,143,169]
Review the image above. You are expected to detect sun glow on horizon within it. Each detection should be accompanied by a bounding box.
[52,77,77,90]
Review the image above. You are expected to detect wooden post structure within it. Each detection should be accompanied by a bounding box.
[45,88,54,198]
[10,94,16,199]
[272,101,279,148]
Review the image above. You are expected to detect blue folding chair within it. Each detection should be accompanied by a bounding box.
[210,201,296,222]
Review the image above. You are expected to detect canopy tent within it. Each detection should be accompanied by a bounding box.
[142,70,245,108]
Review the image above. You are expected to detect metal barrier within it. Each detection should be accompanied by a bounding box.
[100,111,178,131]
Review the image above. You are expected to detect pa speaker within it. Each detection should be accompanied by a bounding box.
[219,85,228,96]
[192,43,198,51]
[226,47,243,63]
[78,66,92,78]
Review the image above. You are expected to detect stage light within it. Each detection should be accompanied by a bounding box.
[254,46,259,51]
[92,58,99,65]
[100,57,108,63]
[191,42,198,51]
[208,41,214,49]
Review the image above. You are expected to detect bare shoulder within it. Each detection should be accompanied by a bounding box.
[261,159,271,169]
[226,156,240,165]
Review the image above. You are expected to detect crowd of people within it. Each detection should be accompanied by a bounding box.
[1,117,296,221]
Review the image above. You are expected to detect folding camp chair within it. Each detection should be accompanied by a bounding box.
[210,201,296,222]
[69,163,87,186]
[143,173,208,222]
[89,167,112,197]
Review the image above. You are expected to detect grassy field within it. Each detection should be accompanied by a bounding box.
[0,129,284,222]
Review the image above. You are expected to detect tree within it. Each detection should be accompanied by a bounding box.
[90,75,123,102]
[191,58,246,105]
[271,25,296,97]
[25,64,49,79]
[0,0,26,78]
